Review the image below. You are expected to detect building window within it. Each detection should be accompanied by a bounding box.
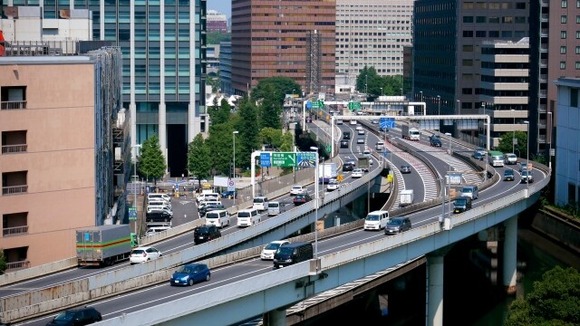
[561,46,567,54]
[577,0,580,7]
[489,31,500,37]
[1,131,27,154]
[476,30,486,37]
[562,31,568,38]
[561,61,567,69]
[2,212,28,237]
[562,15,568,23]
[463,31,474,37]
[562,0,568,8]
[577,31,580,38]
[476,16,486,23]
[0,86,27,110]
[576,62,580,69]
[576,46,580,54]
[1,171,28,195]
[572,88,578,106]
[463,16,474,23]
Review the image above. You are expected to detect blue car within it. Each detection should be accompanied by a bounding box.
[221,190,237,199]
[170,263,211,286]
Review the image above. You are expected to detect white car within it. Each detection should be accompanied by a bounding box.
[260,240,290,260]
[129,246,162,264]
[351,168,364,178]
[326,179,339,191]
[350,119,357,125]
[290,185,305,195]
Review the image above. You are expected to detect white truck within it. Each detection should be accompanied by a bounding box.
[402,125,421,141]
[399,189,415,207]
[318,162,338,184]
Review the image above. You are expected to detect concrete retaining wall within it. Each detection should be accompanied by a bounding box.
[532,209,580,254]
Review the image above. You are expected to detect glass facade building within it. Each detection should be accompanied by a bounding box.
[18,0,207,176]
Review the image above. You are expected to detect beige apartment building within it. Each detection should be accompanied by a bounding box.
[0,49,126,269]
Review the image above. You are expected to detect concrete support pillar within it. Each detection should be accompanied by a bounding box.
[263,308,287,326]
[503,216,518,295]
[426,254,444,326]
[158,102,167,171]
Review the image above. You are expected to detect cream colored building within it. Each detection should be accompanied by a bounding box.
[0,51,126,269]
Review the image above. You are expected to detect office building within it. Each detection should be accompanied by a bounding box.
[220,41,233,96]
[413,0,529,137]
[528,0,579,158]
[335,0,414,92]
[0,48,127,269]
[1,0,208,177]
[479,38,530,148]
[231,0,336,96]
[207,9,228,32]
[553,78,580,208]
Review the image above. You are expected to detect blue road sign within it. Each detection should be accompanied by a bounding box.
[306,101,312,110]
[260,152,271,167]
[380,117,395,130]
[297,152,317,167]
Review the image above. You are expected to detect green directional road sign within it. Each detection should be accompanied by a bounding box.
[271,152,296,167]
[348,101,361,111]
[311,100,325,109]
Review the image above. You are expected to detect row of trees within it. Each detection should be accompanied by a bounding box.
[356,66,403,98]
[187,77,301,183]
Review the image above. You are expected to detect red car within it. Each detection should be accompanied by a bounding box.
[293,193,312,205]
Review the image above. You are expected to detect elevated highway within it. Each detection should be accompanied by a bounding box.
[0,117,548,325]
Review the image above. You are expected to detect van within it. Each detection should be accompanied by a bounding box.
[237,208,261,227]
[145,211,173,223]
[205,209,230,228]
[147,193,171,203]
[460,185,479,200]
[273,242,313,269]
[375,141,385,151]
[196,192,220,204]
[252,196,269,212]
[145,226,171,237]
[453,196,472,213]
[267,201,282,216]
[363,210,390,230]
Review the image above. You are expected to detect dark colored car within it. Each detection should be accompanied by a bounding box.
[198,202,225,217]
[340,140,349,148]
[145,210,173,223]
[503,169,515,181]
[293,193,312,205]
[46,306,102,326]
[472,151,484,160]
[169,263,211,286]
[273,242,313,269]
[384,217,412,235]
[221,190,237,199]
[400,165,412,174]
[193,225,221,245]
[429,136,442,147]
[343,131,351,139]
[453,196,472,214]
[342,162,355,171]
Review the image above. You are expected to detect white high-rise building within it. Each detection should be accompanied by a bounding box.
[335,0,414,91]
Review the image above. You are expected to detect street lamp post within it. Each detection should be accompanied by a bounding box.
[511,109,516,154]
[420,91,423,103]
[233,131,239,206]
[310,146,320,269]
[437,95,441,115]
[380,87,383,96]
[547,112,553,170]
[132,144,142,244]
[524,121,529,193]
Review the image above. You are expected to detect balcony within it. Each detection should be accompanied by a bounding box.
[0,100,27,110]
[3,225,29,236]
[6,260,30,271]
[2,185,28,195]
[1,144,27,154]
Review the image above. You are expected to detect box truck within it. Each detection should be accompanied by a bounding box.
[318,162,338,184]
[402,125,420,141]
[76,224,133,267]
[399,189,415,207]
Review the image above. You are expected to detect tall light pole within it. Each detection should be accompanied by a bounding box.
[511,109,516,154]
[547,111,553,170]
[524,121,529,192]
[132,144,142,244]
[232,131,239,205]
[420,91,423,103]
[310,146,319,268]
[380,87,383,96]
[437,95,441,115]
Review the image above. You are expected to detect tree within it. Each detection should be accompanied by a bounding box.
[208,98,232,126]
[205,124,236,176]
[187,134,212,181]
[236,97,261,169]
[0,249,7,274]
[138,134,166,184]
[496,131,528,157]
[251,77,301,104]
[258,84,283,129]
[505,266,580,326]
